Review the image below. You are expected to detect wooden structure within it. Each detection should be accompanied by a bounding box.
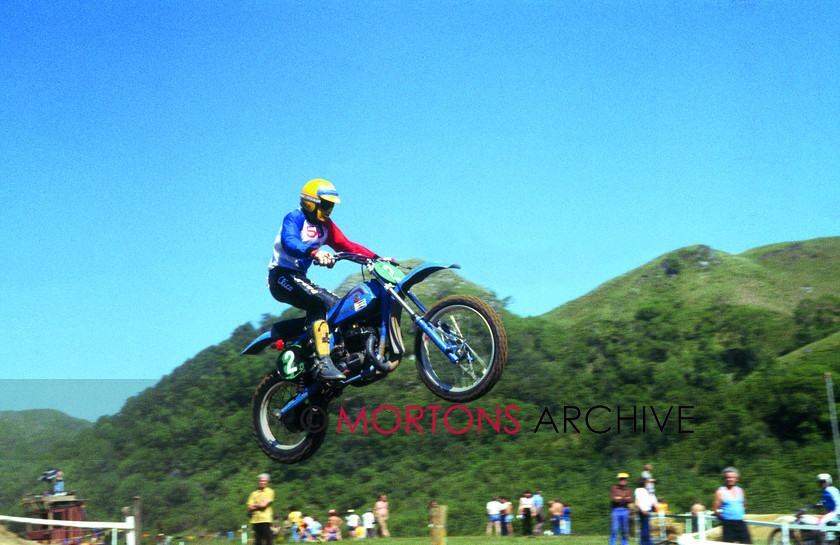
[22,493,86,543]
[429,504,447,545]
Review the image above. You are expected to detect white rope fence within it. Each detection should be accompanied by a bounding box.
[677,512,833,545]
[0,514,136,545]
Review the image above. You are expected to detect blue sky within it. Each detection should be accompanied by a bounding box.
[1,1,837,421]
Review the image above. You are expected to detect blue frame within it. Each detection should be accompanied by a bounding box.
[244,258,466,419]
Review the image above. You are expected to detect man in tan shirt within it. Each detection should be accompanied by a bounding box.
[247,474,274,545]
[374,494,390,538]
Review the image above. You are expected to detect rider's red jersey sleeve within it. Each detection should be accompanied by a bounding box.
[324,220,376,257]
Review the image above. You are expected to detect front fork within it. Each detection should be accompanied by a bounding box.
[382,285,461,364]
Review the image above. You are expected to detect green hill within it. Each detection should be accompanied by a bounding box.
[2,237,840,539]
[0,410,92,519]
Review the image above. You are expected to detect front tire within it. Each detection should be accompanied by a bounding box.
[251,372,328,464]
[414,295,507,402]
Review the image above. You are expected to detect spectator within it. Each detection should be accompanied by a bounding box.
[428,500,438,526]
[549,499,564,536]
[533,491,545,534]
[499,497,513,536]
[346,510,360,540]
[246,474,274,545]
[690,500,706,533]
[374,495,390,538]
[327,510,343,540]
[287,507,303,542]
[518,491,534,537]
[53,471,66,495]
[609,473,633,545]
[308,517,323,542]
[712,467,751,544]
[323,518,340,542]
[486,496,502,536]
[641,464,656,494]
[634,478,657,545]
[362,509,375,538]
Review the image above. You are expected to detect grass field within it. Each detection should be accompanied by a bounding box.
[316,536,772,545]
[332,538,610,545]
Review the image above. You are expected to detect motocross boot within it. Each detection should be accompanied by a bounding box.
[309,320,346,381]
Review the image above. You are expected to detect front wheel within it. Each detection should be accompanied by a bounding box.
[251,372,329,464]
[414,294,507,402]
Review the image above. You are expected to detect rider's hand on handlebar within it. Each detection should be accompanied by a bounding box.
[313,250,335,268]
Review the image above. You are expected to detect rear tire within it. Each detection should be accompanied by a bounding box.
[414,295,507,402]
[769,528,805,545]
[251,372,328,464]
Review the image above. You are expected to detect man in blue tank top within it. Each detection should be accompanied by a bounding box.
[712,467,752,543]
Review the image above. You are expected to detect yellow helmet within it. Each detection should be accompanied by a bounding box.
[300,179,341,223]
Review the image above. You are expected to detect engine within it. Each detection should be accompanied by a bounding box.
[332,325,378,377]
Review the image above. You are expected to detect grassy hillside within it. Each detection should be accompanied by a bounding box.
[550,237,840,323]
[1,238,839,540]
[0,410,91,517]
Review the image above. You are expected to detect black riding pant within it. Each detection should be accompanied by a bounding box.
[268,267,339,326]
[252,523,273,545]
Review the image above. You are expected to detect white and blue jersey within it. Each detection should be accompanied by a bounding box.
[269,208,374,274]
[824,486,840,512]
[820,486,840,524]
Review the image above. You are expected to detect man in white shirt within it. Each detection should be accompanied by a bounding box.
[486,497,502,536]
[345,511,360,540]
[362,510,375,538]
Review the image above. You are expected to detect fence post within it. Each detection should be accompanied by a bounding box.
[126,516,136,545]
[430,504,446,545]
[781,521,789,545]
[698,513,706,541]
[133,497,142,545]
[657,511,666,544]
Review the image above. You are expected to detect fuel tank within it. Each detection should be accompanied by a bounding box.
[328,280,381,326]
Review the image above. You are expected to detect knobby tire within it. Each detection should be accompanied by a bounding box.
[251,372,328,464]
[414,294,507,402]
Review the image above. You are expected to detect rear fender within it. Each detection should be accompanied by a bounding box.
[241,317,307,355]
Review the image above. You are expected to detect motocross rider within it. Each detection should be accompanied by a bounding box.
[267,179,379,381]
[817,474,840,526]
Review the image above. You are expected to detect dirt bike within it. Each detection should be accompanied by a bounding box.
[241,253,507,463]
[768,508,840,545]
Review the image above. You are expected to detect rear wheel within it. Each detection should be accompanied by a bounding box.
[769,528,806,545]
[414,295,507,402]
[251,372,328,464]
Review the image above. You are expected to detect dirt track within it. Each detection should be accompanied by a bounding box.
[0,526,38,545]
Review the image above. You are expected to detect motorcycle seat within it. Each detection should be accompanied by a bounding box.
[271,318,307,341]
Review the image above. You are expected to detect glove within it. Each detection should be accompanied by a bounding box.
[312,250,335,267]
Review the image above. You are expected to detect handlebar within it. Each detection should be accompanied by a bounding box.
[796,503,827,517]
[313,252,401,268]
[332,252,375,265]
